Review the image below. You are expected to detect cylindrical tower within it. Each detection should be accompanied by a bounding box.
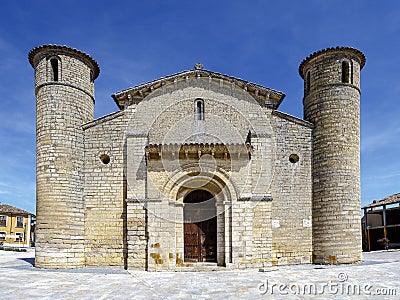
[299,47,365,264]
[29,45,99,268]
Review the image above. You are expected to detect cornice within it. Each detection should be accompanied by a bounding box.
[112,68,285,110]
[299,46,366,78]
[28,44,100,80]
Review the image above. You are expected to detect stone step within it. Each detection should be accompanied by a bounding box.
[174,263,224,272]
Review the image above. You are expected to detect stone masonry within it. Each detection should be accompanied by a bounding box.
[29,45,365,270]
[30,45,99,268]
[299,48,365,264]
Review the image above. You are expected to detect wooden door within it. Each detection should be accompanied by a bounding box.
[184,223,203,262]
[183,190,217,263]
[184,217,217,262]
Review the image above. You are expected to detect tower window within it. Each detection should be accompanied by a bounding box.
[196,99,204,120]
[306,70,311,94]
[342,61,351,84]
[351,62,354,84]
[50,58,59,81]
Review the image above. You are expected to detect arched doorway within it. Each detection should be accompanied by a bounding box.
[183,190,217,263]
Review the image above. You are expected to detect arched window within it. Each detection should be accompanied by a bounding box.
[306,70,311,94]
[342,61,351,84]
[196,99,204,120]
[48,57,61,82]
[350,61,354,84]
[50,58,59,81]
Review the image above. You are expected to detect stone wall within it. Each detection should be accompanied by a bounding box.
[31,44,363,270]
[270,111,313,265]
[128,78,272,145]
[121,82,312,269]
[83,111,128,267]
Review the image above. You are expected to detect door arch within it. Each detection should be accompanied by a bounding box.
[183,190,217,262]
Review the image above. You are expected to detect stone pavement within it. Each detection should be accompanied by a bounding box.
[0,248,399,299]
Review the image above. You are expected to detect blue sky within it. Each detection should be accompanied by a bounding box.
[1,0,399,213]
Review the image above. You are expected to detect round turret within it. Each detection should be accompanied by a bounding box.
[29,45,99,268]
[299,47,365,264]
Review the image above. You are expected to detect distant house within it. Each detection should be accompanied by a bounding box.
[0,204,35,247]
[362,193,400,251]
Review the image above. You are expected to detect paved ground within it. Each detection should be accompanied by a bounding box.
[0,249,399,299]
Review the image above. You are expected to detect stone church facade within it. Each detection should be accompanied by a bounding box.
[29,45,365,270]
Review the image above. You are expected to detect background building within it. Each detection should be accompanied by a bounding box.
[362,193,400,251]
[0,204,35,247]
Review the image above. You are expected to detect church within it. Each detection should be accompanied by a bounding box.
[29,45,365,270]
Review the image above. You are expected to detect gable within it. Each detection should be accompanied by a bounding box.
[112,67,285,110]
[124,81,274,145]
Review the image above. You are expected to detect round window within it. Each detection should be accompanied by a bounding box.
[289,154,299,164]
[100,154,110,165]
